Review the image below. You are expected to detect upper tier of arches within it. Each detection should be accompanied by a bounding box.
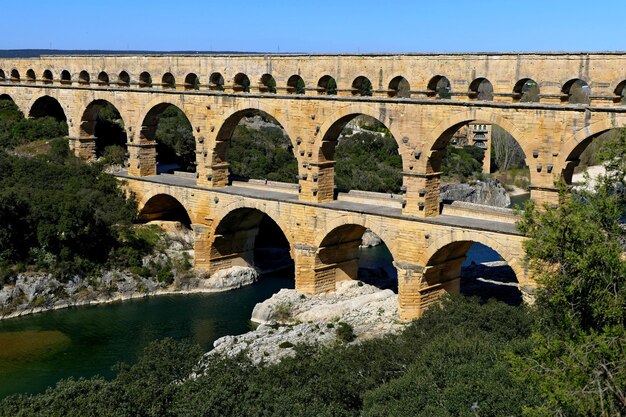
[2,59,626,105]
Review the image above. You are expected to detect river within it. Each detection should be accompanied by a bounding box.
[0,243,505,399]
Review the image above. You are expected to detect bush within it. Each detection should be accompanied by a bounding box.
[335,322,355,343]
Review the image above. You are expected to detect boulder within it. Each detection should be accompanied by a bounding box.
[440,179,511,208]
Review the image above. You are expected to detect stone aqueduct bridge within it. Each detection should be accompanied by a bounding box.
[2,52,626,318]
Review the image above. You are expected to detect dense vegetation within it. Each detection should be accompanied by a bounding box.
[335,130,403,193]
[0,297,539,416]
[228,122,298,183]
[154,106,196,172]
[514,130,626,416]
[0,98,155,282]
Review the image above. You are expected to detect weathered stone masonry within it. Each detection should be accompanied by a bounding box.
[2,52,625,318]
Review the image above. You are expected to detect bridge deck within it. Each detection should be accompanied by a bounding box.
[114,171,521,236]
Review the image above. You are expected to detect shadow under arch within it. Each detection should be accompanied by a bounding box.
[209,207,294,277]
[315,222,397,291]
[425,239,523,306]
[212,107,300,182]
[80,99,128,158]
[28,95,67,122]
[138,193,193,228]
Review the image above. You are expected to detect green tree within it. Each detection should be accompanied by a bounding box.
[513,130,626,416]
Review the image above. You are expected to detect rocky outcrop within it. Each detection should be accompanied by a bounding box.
[197,266,258,290]
[440,179,511,208]
[200,281,405,367]
[360,230,382,248]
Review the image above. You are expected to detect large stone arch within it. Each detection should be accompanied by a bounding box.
[137,192,194,226]
[136,96,197,143]
[77,99,129,160]
[0,92,28,116]
[207,203,295,275]
[312,217,398,290]
[314,103,407,165]
[313,213,399,261]
[425,230,528,288]
[212,102,302,153]
[132,98,197,176]
[558,115,626,183]
[27,94,69,122]
[423,108,532,163]
[205,102,302,188]
[214,199,295,255]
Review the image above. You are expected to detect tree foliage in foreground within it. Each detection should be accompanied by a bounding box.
[0,146,142,280]
[0,298,538,416]
[514,130,626,417]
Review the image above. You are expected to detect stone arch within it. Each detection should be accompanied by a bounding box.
[137,192,193,227]
[0,93,27,117]
[423,109,532,167]
[259,73,277,93]
[317,75,337,95]
[513,78,540,102]
[28,95,67,122]
[209,72,224,90]
[208,205,294,274]
[287,74,305,94]
[388,76,410,98]
[118,71,130,87]
[0,69,5,81]
[138,98,197,173]
[79,99,128,159]
[613,80,626,105]
[562,78,590,104]
[233,73,250,92]
[42,69,53,84]
[78,70,90,85]
[10,69,20,83]
[352,75,372,96]
[26,69,36,83]
[211,105,301,183]
[139,71,152,88]
[315,103,407,166]
[314,220,398,289]
[161,72,175,89]
[427,75,451,98]
[98,71,109,86]
[558,115,626,183]
[60,70,72,85]
[469,77,493,101]
[313,214,398,261]
[424,232,528,292]
[184,73,199,90]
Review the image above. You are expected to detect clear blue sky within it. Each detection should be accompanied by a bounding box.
[2,0,624,53]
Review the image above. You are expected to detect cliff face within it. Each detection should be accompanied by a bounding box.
[440,180,511,208]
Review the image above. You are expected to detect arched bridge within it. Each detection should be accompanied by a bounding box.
[2,52,624,318]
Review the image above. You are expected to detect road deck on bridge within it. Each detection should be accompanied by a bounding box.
[114,171,521,236]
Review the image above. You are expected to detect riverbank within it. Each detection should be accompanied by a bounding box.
[197,280,406,367]
[0,265,260,321]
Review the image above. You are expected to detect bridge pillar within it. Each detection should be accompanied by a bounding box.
[293,244,333,294]
[127,143,157,177]
[403,173,441,217]
[192,223,212,270]
[396,252,464,320]
[70,137,97,161]
[298,161,335,203]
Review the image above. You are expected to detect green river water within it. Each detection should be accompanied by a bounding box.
[0,242,506,399]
